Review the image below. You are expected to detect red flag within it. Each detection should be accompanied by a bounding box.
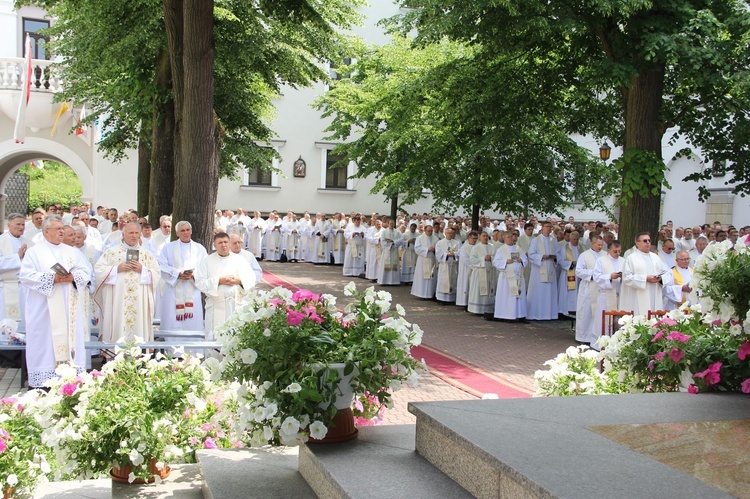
[75,103,87,136]
[13,34,33,144]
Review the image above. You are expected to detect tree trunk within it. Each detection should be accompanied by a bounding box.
[163,0,184,238]
[137,123,151,217]
[390,195,398,220]
[618,69,665,248]
[172,0,217,249]
[471,203,480,233]
[149,49,176,221]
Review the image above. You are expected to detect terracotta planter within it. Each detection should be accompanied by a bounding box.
[308,407,358,444]
[110,458,170,484]
[3,486,12,499]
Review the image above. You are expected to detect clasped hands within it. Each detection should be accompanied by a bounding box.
[118,261,143,273]
[219,275,241,286]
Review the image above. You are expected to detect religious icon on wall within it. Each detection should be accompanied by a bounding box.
[293,156,306,177]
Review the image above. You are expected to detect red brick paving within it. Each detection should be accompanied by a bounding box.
[258,261,579,425]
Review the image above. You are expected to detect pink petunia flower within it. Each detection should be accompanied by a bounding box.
[688,384,699,394]
[203,437,218,449]
[742,378,750,394]
[0,438,6,453]
[665,331,692,343]
[738,342,750,361]
[90,370,102,378]
[292,289,319,303]
[655,318,677,327]
[287,310,306,326]
[651,331,664,342]
[58,382,78,396]
[694,362,722,386]
[188,437,200,446]
[655,351,667,361]
[668,348,684,363]
[201,423,215,432]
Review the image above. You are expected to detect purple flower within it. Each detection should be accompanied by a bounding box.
[668,348,684,363]
[738,342,750,361]
[203,437,218,449]
[665,331,692,343]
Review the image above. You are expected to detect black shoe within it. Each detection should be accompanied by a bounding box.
[517,318,530,324]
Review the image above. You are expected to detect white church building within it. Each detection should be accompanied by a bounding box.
[0,0,747,229]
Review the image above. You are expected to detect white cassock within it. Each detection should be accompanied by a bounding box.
[299,219,312,261]
[592,255,624,349]
[94,242,161,342]
[574,249,602,343]
[620,250,674,317]
[343,224,366,277]
[195,252,256,340]
[0,232,33,329]
[283,220,302,261]
[158,240,208,331]
[264,220,283,261]
[557,242,581,315]
[659,250,676,269]
[492,244,527,320]
[400,230,419,283]
[662,266,694,311]
[152,231,172,256]
[141,236,158,257]
[20,240,91,388]
[24,222,42,240]
[330,219,347,265]
[365,227,382,280]
[244,217,266,258]
[526,235,559,320]
[435,238,461,302]
[467,242,496,315]
[234,249,263,284]
[455,241,475,307]
[309,220,330,264]
[377,228,401,285]
[411,233,438,299]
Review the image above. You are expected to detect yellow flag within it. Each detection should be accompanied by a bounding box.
[50,102,70,136]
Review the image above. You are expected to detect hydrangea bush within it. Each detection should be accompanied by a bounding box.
[210,282,424,446]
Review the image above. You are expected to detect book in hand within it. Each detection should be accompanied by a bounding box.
[51,263,70,276]
[510,252,520,260]
[126,249,140,262]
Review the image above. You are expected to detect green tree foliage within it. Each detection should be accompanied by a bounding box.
[317,36,617,227]
[393,0,750,244]
[19,162,82,212]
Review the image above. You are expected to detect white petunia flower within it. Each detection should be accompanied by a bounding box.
[240,348,258,365]
[280,417,301,436]
[6,474,18,486]
[284,383,302,393]
[129,448,144,466]
[309,421,328,440]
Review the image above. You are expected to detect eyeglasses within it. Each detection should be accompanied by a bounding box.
[664,247,674,251]
[638,239,651,243]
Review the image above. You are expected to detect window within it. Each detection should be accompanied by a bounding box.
[246,165,272,186]
[329,58,352,81]
[325,151,348,189]
[712,159,727,178]
[23,18,50,60]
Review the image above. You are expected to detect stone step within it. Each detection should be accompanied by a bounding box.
[197,446,316,499]
[408,394,747,498]
[298,425,472,499]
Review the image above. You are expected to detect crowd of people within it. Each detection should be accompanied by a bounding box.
[2,202,749,389]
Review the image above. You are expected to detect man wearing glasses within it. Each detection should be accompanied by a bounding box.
[662,250,695,311]
[620,233,673,317]
[659,239,677,268]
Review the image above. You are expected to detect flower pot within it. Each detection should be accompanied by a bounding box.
[110,458,170,484]
[3,486,12,499]
[308,362,359,443]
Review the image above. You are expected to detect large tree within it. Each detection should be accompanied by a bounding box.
[38,0,361,247]
[395,0,750,244]
[317,36,616,228]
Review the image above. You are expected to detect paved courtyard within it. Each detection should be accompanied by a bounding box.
[0,260,582,426]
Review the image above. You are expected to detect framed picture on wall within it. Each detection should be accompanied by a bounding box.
[293,156,306,177]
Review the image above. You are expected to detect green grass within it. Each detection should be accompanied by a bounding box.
[20,161,83,212]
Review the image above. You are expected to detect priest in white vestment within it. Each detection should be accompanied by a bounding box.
[411,225,438,299]
[377,219,402,285]
[152,216,173,255]
[244,211,266,259]
[0,214,32,330]
[343,216,366,277]
[157,221,208,331]
[592,242,624,349]
[575,236,604,344]
[282,213,302,262]
[658,239,676,268]
[435,228,461,302]
[229,234,263,284]
[620,233,674,317]
[94,223,161,342]
[662,250,695,310]
[264,213,283,262]
[196,232,256,341]
[365,219,383,280]
[330,213,347,265]
[400,223,419,284]
[309,213,330,264]
[456,232,478,307]
[467,232,497,315]
[526,222,559,320]
[557,232,581,315]
[492,231,528,321]
[24,208,45,240]
[19,215,91,388]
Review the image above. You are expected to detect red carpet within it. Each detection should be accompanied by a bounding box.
[261,270,532,399]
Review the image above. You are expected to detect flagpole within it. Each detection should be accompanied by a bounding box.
[13,34,33,144]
